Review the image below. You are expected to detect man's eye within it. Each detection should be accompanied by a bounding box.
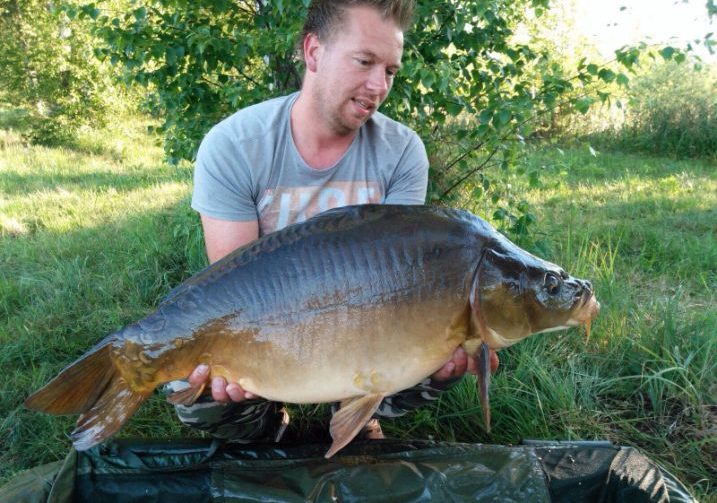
[355,58,370,66]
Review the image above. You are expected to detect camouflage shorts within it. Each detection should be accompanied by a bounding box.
[162,380,282,441]
[163,376,461,441]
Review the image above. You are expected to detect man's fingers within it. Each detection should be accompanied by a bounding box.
[188,364,210,386]
[211,376,230,402]
[432,361,456,381]
[452,347,468,376]
[223,382,259,402]
[466,354,478,375]
[188,365,258,403]
[225,382,246,402]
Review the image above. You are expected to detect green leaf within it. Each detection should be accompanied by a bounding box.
[445,101,462,116]
[616,49,639,69]
[421,72,435,88]
[496,109,511,126]
[598,68,616,83]
[476,124,490,137]
[80,5,101,20]
[134,7,147,22]
[493,208,508,220]
[659,46,676,60]
[575,97,593,114]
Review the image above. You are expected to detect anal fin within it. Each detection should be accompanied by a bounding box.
[326,393,384,458]
[166,381,206,406]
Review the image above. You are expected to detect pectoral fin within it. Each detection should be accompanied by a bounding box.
[476,342,492,433]
[326,393,384,458]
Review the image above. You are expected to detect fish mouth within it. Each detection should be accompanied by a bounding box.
[567,292,600,339]
[569,282,600,320]
[578,292,600,321]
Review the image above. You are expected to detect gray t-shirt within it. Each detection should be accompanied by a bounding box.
[192,92,428,235]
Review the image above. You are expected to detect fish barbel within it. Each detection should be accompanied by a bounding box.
[25,205,599,457]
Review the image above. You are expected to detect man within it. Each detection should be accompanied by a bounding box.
[170,0,498,442]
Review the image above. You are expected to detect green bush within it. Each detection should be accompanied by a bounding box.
[599,60,717,158]
[0,0,136,147]
[23,116,78,147]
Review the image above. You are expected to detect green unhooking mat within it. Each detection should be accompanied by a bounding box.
[0,439,696,502]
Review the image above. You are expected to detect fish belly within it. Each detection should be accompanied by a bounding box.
[205,297,467,403]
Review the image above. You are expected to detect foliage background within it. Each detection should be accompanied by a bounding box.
[0,0,134,145]
[75,0,642,223]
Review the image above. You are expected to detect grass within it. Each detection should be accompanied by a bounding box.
[1,114,715,500]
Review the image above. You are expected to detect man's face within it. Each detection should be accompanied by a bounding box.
[309,6,404,135]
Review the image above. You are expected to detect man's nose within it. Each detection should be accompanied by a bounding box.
[365,66,390,95]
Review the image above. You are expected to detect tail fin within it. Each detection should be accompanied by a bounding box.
[25,337,150,450]
[24,339,115,414]
[70,375,148,450]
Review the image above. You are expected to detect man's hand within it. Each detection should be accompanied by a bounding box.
[431,346,499,382]
[188,364,259,403]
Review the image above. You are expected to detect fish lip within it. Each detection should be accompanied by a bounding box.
[573,286,597,309]
[573,292,600,323]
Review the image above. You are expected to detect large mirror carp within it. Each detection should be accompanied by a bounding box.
[25,204,599,458]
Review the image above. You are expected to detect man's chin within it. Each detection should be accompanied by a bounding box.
[332,116,368,136]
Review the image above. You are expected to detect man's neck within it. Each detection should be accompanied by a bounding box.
[290,91,358,170]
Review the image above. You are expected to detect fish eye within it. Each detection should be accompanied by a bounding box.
[545,273,561,295]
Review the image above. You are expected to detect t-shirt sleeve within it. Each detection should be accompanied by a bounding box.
[383,132,429,205]
[191,125,258,221]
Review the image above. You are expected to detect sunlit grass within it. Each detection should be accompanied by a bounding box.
[469,145,715,498]
[0,112,208,481]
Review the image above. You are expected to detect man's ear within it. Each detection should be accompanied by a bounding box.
[303,33,322,73]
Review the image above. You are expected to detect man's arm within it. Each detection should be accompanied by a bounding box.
[201,214,259,264]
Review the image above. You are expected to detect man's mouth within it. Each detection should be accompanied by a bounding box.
[351,98,375,111]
